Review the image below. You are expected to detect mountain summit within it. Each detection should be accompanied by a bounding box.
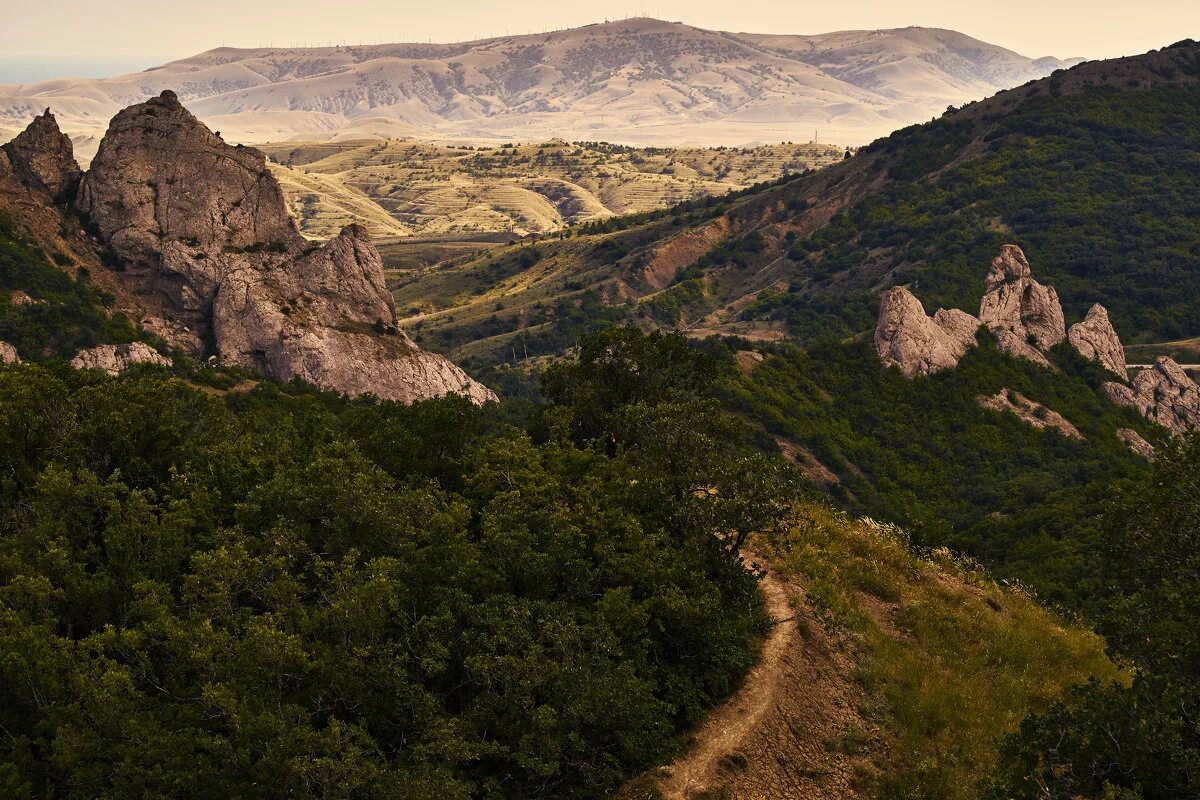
[0,19,1081,152]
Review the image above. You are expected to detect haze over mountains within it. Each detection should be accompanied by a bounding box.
[0,18,1082,156]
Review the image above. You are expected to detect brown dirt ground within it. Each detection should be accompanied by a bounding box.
[634,552,878,800]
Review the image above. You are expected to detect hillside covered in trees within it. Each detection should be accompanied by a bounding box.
[392,39,1200,363]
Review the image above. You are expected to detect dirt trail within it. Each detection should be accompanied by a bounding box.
[650,554,875,800]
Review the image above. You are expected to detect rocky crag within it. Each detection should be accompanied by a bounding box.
[874,287,980,378]
[1068,304,1128,381]
[2,94,494,404]
[876,244,1199,443]
[1,109,82,202]
[1103,357,1200,436]
[978,244,1066,368]
[70,343,171,375]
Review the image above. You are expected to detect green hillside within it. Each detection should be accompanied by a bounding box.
[717,334,1158,609]
[393,40,1200,362]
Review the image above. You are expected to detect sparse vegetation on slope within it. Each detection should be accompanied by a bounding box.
[773,506,1121,800]
[0,210,140,359]
[260,139,843,239]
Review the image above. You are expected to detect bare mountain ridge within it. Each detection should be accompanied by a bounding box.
[0,19,1081,152]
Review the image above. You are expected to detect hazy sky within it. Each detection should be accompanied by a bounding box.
[1,0,1196,77]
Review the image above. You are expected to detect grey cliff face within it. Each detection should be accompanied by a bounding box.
[874,286,980,377]
[1068,304,1128,380]
[1104,356,1200,436]
[1,109,83,202]
[979,244,1066,362]
[0,341,20,364]
[68,90,494,404]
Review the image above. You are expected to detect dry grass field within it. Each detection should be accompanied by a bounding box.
[259,138,846,238]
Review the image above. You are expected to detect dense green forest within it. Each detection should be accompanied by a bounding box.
[991,436,1200,800]
[0,327,806,799]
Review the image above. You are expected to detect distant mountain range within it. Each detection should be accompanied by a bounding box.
[0,19,1082,155]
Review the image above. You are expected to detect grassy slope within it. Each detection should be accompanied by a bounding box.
[259,139,844,239]
[623,504,1121,800]
[772,505,1121,800]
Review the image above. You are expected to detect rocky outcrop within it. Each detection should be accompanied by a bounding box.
[0,341,20,364]
[1116,428,1156,460]
[875,286,980,377]
[977,389,1084,440]
[1,109,82,202]
[1103,357,1200,435]
[71,342,171,374]
[979,245,1066,366]
[69,91,494,404]
[1068,304,1128,380]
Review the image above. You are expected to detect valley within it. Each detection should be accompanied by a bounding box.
[260,138,845,238]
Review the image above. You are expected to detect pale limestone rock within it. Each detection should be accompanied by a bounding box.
[874,286,980,377]
[1068,304,1128,380]
[74,91,494,404]
[977,389,1083,439]
[71,342,171,375]
[1103,356,1200,435]
[0,341,20,364]
[979,244,1066,363]
[1,109,82,201]
[1116,428,1155,460]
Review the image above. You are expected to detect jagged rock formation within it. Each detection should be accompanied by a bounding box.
[0,110,82,202]
[1068,304,1128,380]
[874,287,980,377]
[61,91,493,404]
[979,245,1066,367]
[0,341,19,364]
[1103,357,1200,436]
[71,342,171,374]
[875,247,1200,439]
[1116,428,1156,460]
[977,390,1084,440]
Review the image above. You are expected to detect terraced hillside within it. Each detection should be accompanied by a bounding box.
[259,139,845,238]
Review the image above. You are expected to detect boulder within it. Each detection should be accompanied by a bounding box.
[1116,428,1155,460]
[1103,356,1200,435]
[2,109,82,201]
[0,341,19,364]
[71,342,171,375]
[874,286,980,377]
[1068,304,1128,380]
[979,244,1066,363]
[74,91,495,404]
